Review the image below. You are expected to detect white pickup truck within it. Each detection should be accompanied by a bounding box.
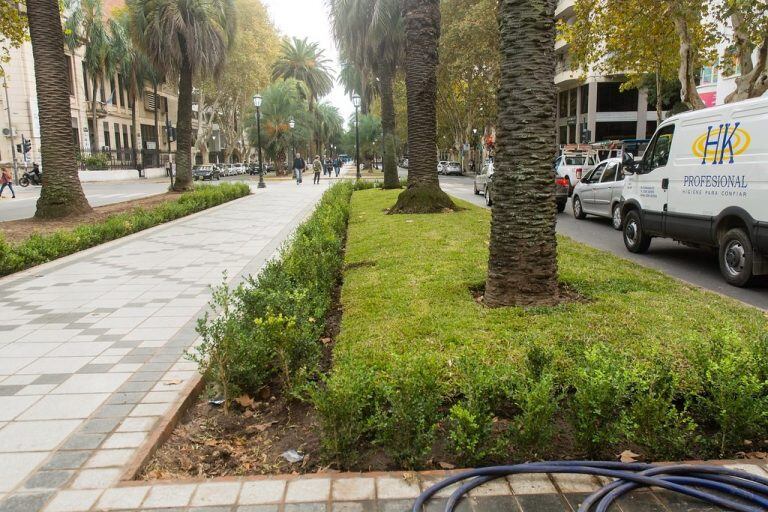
[554,148,600,195]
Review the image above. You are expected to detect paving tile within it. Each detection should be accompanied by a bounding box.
[376,477,421,500]
[654,490,720,511]
[19,393,109,420]
[69,468,121,490]
[41,451,91,471]
[237,506,279,512]
[190,482,242,507]
[0,395,42,421]
[0,491,54,512]
[93,404,135,418]
[561,492,593,511]
[84,449,133,468]
[19,358,92,375]
[129,403,170,417]
[80,418,121,435]
[53,374,130,394]
[43,489,102,512]
[142,484,197,508]
[23,470,74,490]
[471,495,520,512]
[0,386,24,396]
[95,486,150,510]
[141,391,178,403]
[551,474,600,493]
[332,478,375,502]
[101,432,146,449]
[422,498,471,512]
[377,500,414,512]
[17,384,57,396]
[238,481,286,505]
[467,478,511,497]
[116,417,156,432]
[105,392,146,406]
[615,490,666,512]
[0,420,80,451]
[285,479,331,503]
[330,502,378,512]
[507,474,557,495]
[31,375,70,386]
[284,504,327,512]
[514,493,570,512]
[60,434,106,451]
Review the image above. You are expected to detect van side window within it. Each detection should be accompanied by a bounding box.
[645,125,675,171]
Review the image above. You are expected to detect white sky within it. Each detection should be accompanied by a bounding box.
[261,0,353,122]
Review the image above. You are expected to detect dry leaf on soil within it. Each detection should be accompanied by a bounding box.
[619,450,640,463]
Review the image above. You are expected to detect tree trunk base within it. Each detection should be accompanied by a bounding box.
[34,198,92,220]
[483,281,561,308]
[389,185,456,214]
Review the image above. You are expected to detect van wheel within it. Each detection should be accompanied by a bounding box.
[485,186,493,206]
[611,203,622,230]
[572,196,587,219]
[719,228,754,287]
[473,182,480,195]
[623,210,651,253]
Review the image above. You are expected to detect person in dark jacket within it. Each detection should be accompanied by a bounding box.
[333,156,342,177]
[293,153,306,184]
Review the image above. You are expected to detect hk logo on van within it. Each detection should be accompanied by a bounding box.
[692,123,751,165]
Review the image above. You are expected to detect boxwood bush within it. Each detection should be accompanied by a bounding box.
[0,182,250,277]
[188,182,353,405]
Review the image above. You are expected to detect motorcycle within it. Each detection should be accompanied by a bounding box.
[18,165,42,187]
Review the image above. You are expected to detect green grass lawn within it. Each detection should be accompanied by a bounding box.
[314,189,768,469]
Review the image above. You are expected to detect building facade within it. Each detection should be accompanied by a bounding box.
[554,0,657,146]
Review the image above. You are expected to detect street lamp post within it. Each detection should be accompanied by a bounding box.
[253,94,265,189]
[352,94,361,179]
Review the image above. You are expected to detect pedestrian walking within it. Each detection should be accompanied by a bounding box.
[0,166,15,198]
[312,155,322,184]
[293,153,306,184]
[334,156,342,177]
[325,157,333,178]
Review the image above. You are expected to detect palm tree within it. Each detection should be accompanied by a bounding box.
[315,102,343,156]
[329,0,402,189]
[338,60,375,114]
[64,0,114,153]
[254,79,311,172]
[272,37,334,156]
[27,0,91,218]
[484,0,560,307]
[128,0,236,191]
[390,0,454,212]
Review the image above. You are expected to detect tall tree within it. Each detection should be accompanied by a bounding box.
[390,0,454,213]
[720,0,768,102]
[0,0,27,77]
[27,0,91,218]
[128,0,236,191]
[484,0,559,307]
[272,37,334,155]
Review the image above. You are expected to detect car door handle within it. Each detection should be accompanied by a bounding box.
[661,178,669,190]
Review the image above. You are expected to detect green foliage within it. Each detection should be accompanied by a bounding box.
[190,183,353,406]
[0,0,28,76]
[78,152,112,169]
[316,189,768,468]
[0,183,250,277]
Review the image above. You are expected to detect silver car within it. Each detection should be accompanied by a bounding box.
[571,158,625,230]
[473,161,494,205]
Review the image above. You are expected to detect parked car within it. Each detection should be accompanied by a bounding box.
[193,165,220,181]
[400,158,409,169]
[475,161,568,212]
[554,150,600,195]
[620,96,768,286]
[437,160,450,174]
[443,161,463,176]
[571,158,625,229]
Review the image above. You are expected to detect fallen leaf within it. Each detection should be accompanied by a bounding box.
[619,450,640,463]
[438,461,456,470]
[235,395,255,409]
[255,421,277,432]
[243,410,254,418]
[321,337,332,345]
[164,379,183,386]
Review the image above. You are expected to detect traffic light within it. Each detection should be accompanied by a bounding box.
[22,138,31,154]
[16,143,21,153]
[170,127,176,142]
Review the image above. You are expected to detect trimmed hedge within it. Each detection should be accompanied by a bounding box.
[188,182,353,407]
[0,182,251,277]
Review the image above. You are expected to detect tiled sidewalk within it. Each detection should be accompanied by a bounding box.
[0,182,327,512]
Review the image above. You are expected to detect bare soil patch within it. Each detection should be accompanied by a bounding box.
[1,192,180,245]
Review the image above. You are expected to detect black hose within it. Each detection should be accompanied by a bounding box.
[412,461,768,512]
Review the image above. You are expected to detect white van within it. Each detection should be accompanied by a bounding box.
[620,96,768,286]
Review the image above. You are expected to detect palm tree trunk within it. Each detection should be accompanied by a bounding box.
[91,75,100,151]
[484,0,560,307]
[131,92,138,166]
[28,0,91,219]
[154,81,160,167]
[173,43,194,191]
[380,68,400,189]
[391,0,454,213]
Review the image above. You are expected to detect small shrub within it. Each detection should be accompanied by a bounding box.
[510,373,559,453]
[79,152,111,169]
[447,402,493,466]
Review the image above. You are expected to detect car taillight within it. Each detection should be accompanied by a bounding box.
[555,177,569,187]
[575,168,583,180]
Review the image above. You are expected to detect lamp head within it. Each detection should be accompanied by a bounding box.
[352,94,361,108]
[289,118,295,129]
[252,94,262,108]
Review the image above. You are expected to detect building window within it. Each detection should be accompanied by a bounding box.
[558,91,568,119]
[569,89,577,117]
[65,55,74,96]
[122,125,130,150]
[103,121,110,150]
[700,64,719,85]
[114,123,121,151]
[596,82,638,112]
[595,121,637,141]
[82,63,89,100]
[568,124,576,143]
[580,85,589,114]
[558,125,568,145]
[117,74,126,108]
[72,117,80,148]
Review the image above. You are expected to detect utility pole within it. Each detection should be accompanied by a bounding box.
[353,94,361,179]
[3,75,19,183]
